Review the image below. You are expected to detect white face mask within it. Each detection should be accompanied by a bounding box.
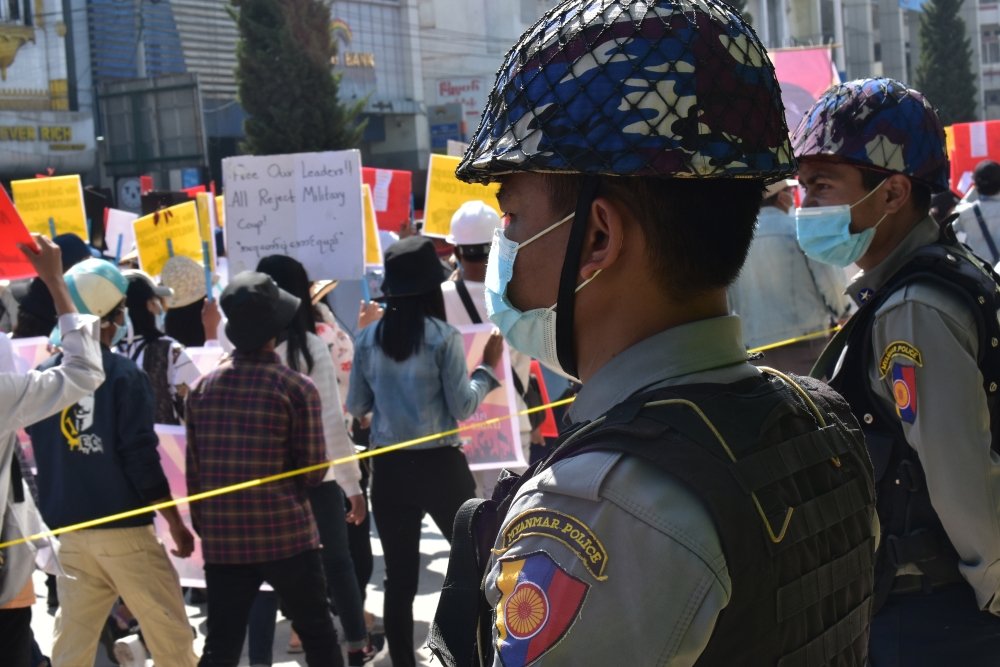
[484,212,601,381]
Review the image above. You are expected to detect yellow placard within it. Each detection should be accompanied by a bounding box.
[362,184,382,267]
[11,175,87,239]
[133,201,203,276]
[195,192,216,271]
[215,195,225,230]
[423,154,500,237]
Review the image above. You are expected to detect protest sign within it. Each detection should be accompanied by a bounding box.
[456,324,525,471]
[185,346,225,377]
[104,208,138,263]
[223,150,364,281]
[362,184,383,268]
[10,335,51,374]
[361,167,412,232]
[195,192,217,271]
[423,154,500,237]
[947,121,1000,195]
[0,185,38,280]
[133,201,203,276]
[770,47,840,139]
[11,175,88,239]
[154,425,206,587]
[215,195,225,229]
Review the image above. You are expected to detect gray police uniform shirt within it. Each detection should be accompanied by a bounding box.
[483,316,757,666]
[841,215,1000,614]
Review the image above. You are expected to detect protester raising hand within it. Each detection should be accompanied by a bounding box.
[358,300,383,329]
[482,330,504,369]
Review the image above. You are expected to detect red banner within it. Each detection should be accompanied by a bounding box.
[947,121,1000,195]
[362,167,412,233]
[0,185,38,280]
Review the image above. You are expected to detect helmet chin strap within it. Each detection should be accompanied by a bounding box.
[555,175,600,380]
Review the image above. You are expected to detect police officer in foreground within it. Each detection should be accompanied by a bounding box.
[794,79,1000,664]
[429,1,877,665]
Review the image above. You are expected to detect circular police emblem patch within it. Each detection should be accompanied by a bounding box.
[504,581,549,640]
[893,378,911,410]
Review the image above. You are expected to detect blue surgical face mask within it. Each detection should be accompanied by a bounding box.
[484,212,601,381]
[795,179,888,267]
[102,313,130,348]
[154,303,167,333]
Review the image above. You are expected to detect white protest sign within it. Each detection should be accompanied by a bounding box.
[222,150,364,281]
[104,208,138,260]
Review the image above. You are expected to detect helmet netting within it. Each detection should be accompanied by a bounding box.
[457,0,795,184]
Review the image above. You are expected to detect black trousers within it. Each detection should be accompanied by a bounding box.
[371,446,476,667]
[0,607,31,667]
[199,549,342,667]
[869,583,1000,666]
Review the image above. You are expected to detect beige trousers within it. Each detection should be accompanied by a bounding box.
[52,525,197,667]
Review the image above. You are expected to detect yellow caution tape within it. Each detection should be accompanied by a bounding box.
[0,398,577,550]
[0,324,842,551]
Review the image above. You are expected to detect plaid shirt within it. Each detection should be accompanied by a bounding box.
[186,349,327,564]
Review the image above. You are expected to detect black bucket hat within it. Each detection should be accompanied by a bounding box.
[221,271,301,352]
[378,236,449,300]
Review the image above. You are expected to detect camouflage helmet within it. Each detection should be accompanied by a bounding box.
[456,0,795,184]
[791,78,949,192]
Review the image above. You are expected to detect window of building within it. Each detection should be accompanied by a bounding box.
[984,26,1000,64]
[0,0,31,25]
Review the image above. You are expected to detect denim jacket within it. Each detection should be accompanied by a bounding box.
[347,316,500,450]
[729,206,849,348]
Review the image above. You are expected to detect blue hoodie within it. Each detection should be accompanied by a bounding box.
[26,347,170,530]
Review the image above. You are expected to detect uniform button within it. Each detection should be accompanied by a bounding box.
[947,254,957,262]
[980,296,988,305]
[863,413,874,424]
[993,337,999,348]
[991,382,999,393]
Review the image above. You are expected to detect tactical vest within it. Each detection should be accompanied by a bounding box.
[429,371,876,667]
[819,229,1000,612]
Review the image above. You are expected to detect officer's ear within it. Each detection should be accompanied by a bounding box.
[883,174,912,216]
[579,196,628,281]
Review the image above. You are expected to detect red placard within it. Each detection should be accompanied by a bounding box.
[948,121,1000,196]
[362,167,412,232]
[0,185,38,280]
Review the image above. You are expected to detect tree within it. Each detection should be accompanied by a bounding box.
[231,0,366,155]
[916,0,977,124]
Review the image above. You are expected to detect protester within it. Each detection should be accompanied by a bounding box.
[119,270,200,424]
[186,271,343,667]
[729,178,849,373]
[428,2,876,665]
[162,255,210,346]
[0,235,105,665]
[25,257,197,667]
[796,78,1000,665]
[955,159,1000,263]
[441,200,537,493]
[246,254,375,666]
[347,236,503,667]
[12,233,97,338]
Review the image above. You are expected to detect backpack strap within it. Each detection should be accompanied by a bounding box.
[972,203,1000,264]
[454,280,483,325]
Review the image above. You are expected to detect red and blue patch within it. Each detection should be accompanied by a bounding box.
[495,552,588,666]
[892,363,918,424]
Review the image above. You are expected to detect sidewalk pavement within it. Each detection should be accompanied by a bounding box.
[29,515,451,667]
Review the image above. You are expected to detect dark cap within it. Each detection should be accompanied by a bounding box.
[220,271,301,352]
[379,236,449,299]
[974,160,1000,196]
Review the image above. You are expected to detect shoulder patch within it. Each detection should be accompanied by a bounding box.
[495,508,608,580]
[495,552,588,667]
[879,340,923,378]
[891,363,918,424]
